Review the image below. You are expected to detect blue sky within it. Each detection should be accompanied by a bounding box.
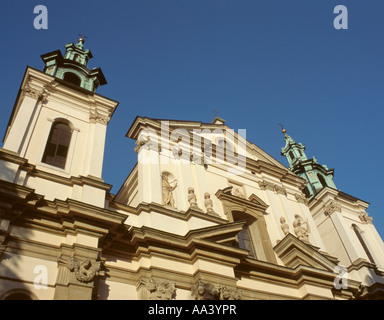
[1,1,384,237]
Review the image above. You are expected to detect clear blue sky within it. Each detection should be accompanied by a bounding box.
[1,1,383,237]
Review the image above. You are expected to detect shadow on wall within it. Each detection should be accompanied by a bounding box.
[0,160,37,300]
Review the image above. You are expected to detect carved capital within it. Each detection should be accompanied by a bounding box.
[359,212,373,224]
[258,180,274,191]
[324,200,341,215]
[143,278,176,300]
[295,193,309,205]
[89,110,109,125]
[192,281,242,300]
[274,185,287,196]
[67,257,101,283]
[23,84,43,100]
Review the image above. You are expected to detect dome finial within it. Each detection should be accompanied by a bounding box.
[279,123,286,134]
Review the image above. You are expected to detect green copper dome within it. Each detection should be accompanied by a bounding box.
[40,37,107,92]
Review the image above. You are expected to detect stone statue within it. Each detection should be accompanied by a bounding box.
[204,192,214,213]
[162,174,177,208]
[188,187,198,208]
[280,217,290,236]
[293,216,310,242]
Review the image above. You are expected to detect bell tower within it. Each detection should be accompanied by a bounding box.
[0,38,118,207]
[41,37,106,92]
[280,128,337,198]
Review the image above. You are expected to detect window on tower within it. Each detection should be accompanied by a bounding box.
[317,174,328,189]
[63,72,81,87]
[42,120,72,169]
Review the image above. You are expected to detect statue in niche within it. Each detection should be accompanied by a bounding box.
[188,187,198,208]
[280,217,290,236]
[162,174,177,208]
[204,192,215,213]
[293,215,310,242]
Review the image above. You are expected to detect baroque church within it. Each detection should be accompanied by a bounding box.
[0,38,384,300]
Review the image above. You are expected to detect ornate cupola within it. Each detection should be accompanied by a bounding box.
[40,37,107,92]
[280,127,337,199]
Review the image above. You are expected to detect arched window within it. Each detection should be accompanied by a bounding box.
[317,174,327,188]
[4,293,32,300]
[298,149,303,157]
[237,224,257,259]
[74,54,82,64]
[1,289,37,300]
[289,151,294,161]
[63,72,81,86]
[42,120,72,169]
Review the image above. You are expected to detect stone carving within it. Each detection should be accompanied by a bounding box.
[258,180,275,191]
[204,192,215,213]
[188,187,199,209]
[23,84,43,100]
[220,286,243,300]
[280,217,290,236]
[89,110,109,125]
[274,185,287,196]
[192,281,220,300]
[258,180,287,196]
[293,215,310,242]
[192,281,242,300]
[144,278,176,300]
[324,200,342,215]
[162,174,177,208]
[67,257,101,283]
[295,193,309,205]
[232,187,245,199]
[359,212,373,224]
[134,136,150,153]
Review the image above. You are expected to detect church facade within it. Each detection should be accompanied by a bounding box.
[0,39,384,300]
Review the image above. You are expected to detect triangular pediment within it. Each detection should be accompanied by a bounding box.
[186,220,245,245]
[274,233,339,272]
[126,116,290,169]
